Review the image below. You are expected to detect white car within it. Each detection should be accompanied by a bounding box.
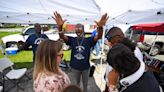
[1,26,77,50]
[125,27,164,56]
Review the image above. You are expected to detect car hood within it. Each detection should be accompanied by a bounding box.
[1,34,26,44]
[1,32,77,44]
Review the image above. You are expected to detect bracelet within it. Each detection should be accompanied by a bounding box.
[58,31,64,33]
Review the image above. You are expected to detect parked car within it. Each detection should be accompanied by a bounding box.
[125,26,164,56]
[1,26,77,50]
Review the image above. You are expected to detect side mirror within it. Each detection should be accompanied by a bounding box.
[21,32,25,36]
[21,28,25,36]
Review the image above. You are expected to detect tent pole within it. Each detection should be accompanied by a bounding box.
[99,25,106,92]
[149,32,159,55]
[129,28,133,39]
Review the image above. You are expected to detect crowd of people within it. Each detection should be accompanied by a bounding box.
[19,11,163,92]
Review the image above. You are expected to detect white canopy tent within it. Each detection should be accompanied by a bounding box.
[0,0,101,24]
[104,8,164,33]
[97,0,164,32]
[98,0,164,19]
[108,8,164,25]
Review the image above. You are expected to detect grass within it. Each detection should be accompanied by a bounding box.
[0,49,71,69]
[0,50,33,69]
[0,31,91,68]
[0,32,20,38]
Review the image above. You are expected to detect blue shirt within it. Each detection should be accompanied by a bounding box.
[91,29,97,37]
[25,34,48,61]
[66,36,95,71]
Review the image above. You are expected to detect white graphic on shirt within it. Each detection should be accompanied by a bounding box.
[34,38,45,45]
[74,46,85,60]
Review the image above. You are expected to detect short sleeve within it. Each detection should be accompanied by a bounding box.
[65,36,74,46]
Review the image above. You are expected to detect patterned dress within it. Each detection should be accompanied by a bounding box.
[33,71,70,92]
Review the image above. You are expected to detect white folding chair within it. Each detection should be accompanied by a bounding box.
[0,57,28,91]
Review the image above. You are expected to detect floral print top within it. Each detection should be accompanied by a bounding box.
[33,71,70,92]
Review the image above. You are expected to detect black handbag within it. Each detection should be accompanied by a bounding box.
[89,65,95,77]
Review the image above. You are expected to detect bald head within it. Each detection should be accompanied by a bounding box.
[106,27,124,38]
[105,27,124,45]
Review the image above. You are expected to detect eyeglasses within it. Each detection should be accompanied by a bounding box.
[57,53,63,58]
[111,35,122,38]
[106,35,123,41]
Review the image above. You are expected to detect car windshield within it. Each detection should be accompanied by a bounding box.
[24,28,35,35]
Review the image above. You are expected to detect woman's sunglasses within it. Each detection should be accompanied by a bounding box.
[57,53,63,58]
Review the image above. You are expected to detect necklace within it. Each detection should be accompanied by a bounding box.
[76,37,85,53]
[74,37,85,60]
[76,37,84,46]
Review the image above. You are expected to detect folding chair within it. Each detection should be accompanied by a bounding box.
[0,57,29,91]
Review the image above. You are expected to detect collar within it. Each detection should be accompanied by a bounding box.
[120,59,145,87]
